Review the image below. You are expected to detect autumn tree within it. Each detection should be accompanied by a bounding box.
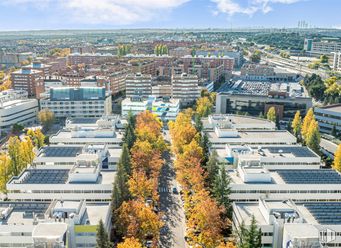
[291,111,302,138]
[38,109,55,130]
[96,219,111,248]
[117,237,143,248]
[306,119,320,154]
[34,129,45,148]
[301,108,314,140]
[20,137,35,165]
[8,136,24,175]
[266,107,276,123]
[196,97,213,118]
[333,144,341,173]
[0,154,11,191]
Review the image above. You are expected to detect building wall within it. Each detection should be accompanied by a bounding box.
[171,73,200,106]
[315,106,341,134]
[125,73,152,97]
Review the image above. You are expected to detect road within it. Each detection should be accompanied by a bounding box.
[159,132,186,248]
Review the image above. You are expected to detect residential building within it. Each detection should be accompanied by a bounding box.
[40,86,112,119]
[216,80,312,119]
[240,64,298,82]
[23,61,52,77]
[122,96,180,121]
[11,68,44,98]
[110,69,130,95]
[125,73,152,97]
[233,198,341,247]
[171,73,200,106]
[315,104,341,135]
[0,90,38,132]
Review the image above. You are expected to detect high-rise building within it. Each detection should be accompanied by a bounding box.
[171,73,200,106]
[125,73,152,98]
[11,68,44,98]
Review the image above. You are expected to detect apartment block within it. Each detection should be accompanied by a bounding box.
[315,104,341,135]
[125,73,152,97]
[171,73,200,106]
[11,68,44,98]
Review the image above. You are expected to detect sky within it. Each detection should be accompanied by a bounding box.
[0,0,340,31]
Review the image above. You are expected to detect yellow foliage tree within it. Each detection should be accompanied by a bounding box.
[291,111,302,137]
[117,237,143,248]
[333,144,341,173]
[266,107,276,123]
[306,120,321,153]
[196,97,213,118]
[0,154,11,192]
[301,108,315,140]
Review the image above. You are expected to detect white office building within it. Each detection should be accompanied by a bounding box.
[122,96,180,121]
[233,198,341,248]
[0,200,111,248]
[315,104,341,135]
[49,116,123,148]
[0,90,38,132]
[40,86,112,119]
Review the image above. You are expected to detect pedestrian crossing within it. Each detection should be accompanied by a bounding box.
[159,187,169,193]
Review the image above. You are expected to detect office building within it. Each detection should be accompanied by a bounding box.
[125,73,152,97]
[216,80,312,119]
[50,116,123,148]
[332,52,341,71]
[241,64,298,82]
[122,96,180,121]
[0,90,38,132]
[304,38,341,54]
[40,86,112,119]
[233,198,341,247]
[171,73,200,106]
[11,68,44,98]
[315,104,341,135]
[0,200,111,248]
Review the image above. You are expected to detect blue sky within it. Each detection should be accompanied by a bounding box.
[0,0,339,30]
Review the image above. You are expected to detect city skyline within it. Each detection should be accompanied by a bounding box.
[0,0,340,31]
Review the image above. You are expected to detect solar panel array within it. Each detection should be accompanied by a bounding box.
[304,202,341,224]
[277,169,341,184]
[265,146,316,157]
[42,146,83,157]
[23,169,69,184]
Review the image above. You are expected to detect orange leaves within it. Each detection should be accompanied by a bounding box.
[116,200,163,243]
[135,111,162,142]
[117,237,143,248]
[128,170,154,201]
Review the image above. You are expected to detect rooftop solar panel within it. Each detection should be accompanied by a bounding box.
[277,169,341,184]
[41,146,83,157]
[304,202,341,225]
[22,169,69,184]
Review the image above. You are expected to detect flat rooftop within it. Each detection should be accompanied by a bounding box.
[318,104,341,113]
[38,146,83,158]
[258,146,318,158]
[207,130,296,145]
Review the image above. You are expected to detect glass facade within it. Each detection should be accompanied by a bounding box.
[50,87,106,101]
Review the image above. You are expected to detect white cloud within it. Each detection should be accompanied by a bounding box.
[211,0,303,16]
[1,0,189,25]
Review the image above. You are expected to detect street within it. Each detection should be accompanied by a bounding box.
[159,132,186,248]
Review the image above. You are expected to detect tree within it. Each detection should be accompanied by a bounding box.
[196,97,213,118]
[291,111,302,137]
[333,144,341,173]
[266,107,276,123]
[250,50,261,63]
[12,123,24,134]
[245,216,262,248]
[20,137,35,165]
[306,120,320,154]
[213,164,232,218]
[205,150,219,188]
[301,108,314,140]
[34,129,45,148]
[96,219,111,248]
[0,154,11,191]
[320,54,328,63]
[8,136,24,175]
[117,237,143,248]
[38,109,55,130]
[119,144,131,176]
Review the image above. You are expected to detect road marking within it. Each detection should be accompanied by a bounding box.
[159,187,169,193]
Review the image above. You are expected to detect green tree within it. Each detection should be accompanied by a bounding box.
[291,111,302,138]
[119,144,131,176]
[245,216,262,248]
[266,107,276,123]
[320,54,328,63]
[38,109,55,130]
[250,50,261,63]
[213,164,231,217]
[96,219,111,248]
[11,123,24,134]
[206,150,220,189]
[200,132,210,165]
